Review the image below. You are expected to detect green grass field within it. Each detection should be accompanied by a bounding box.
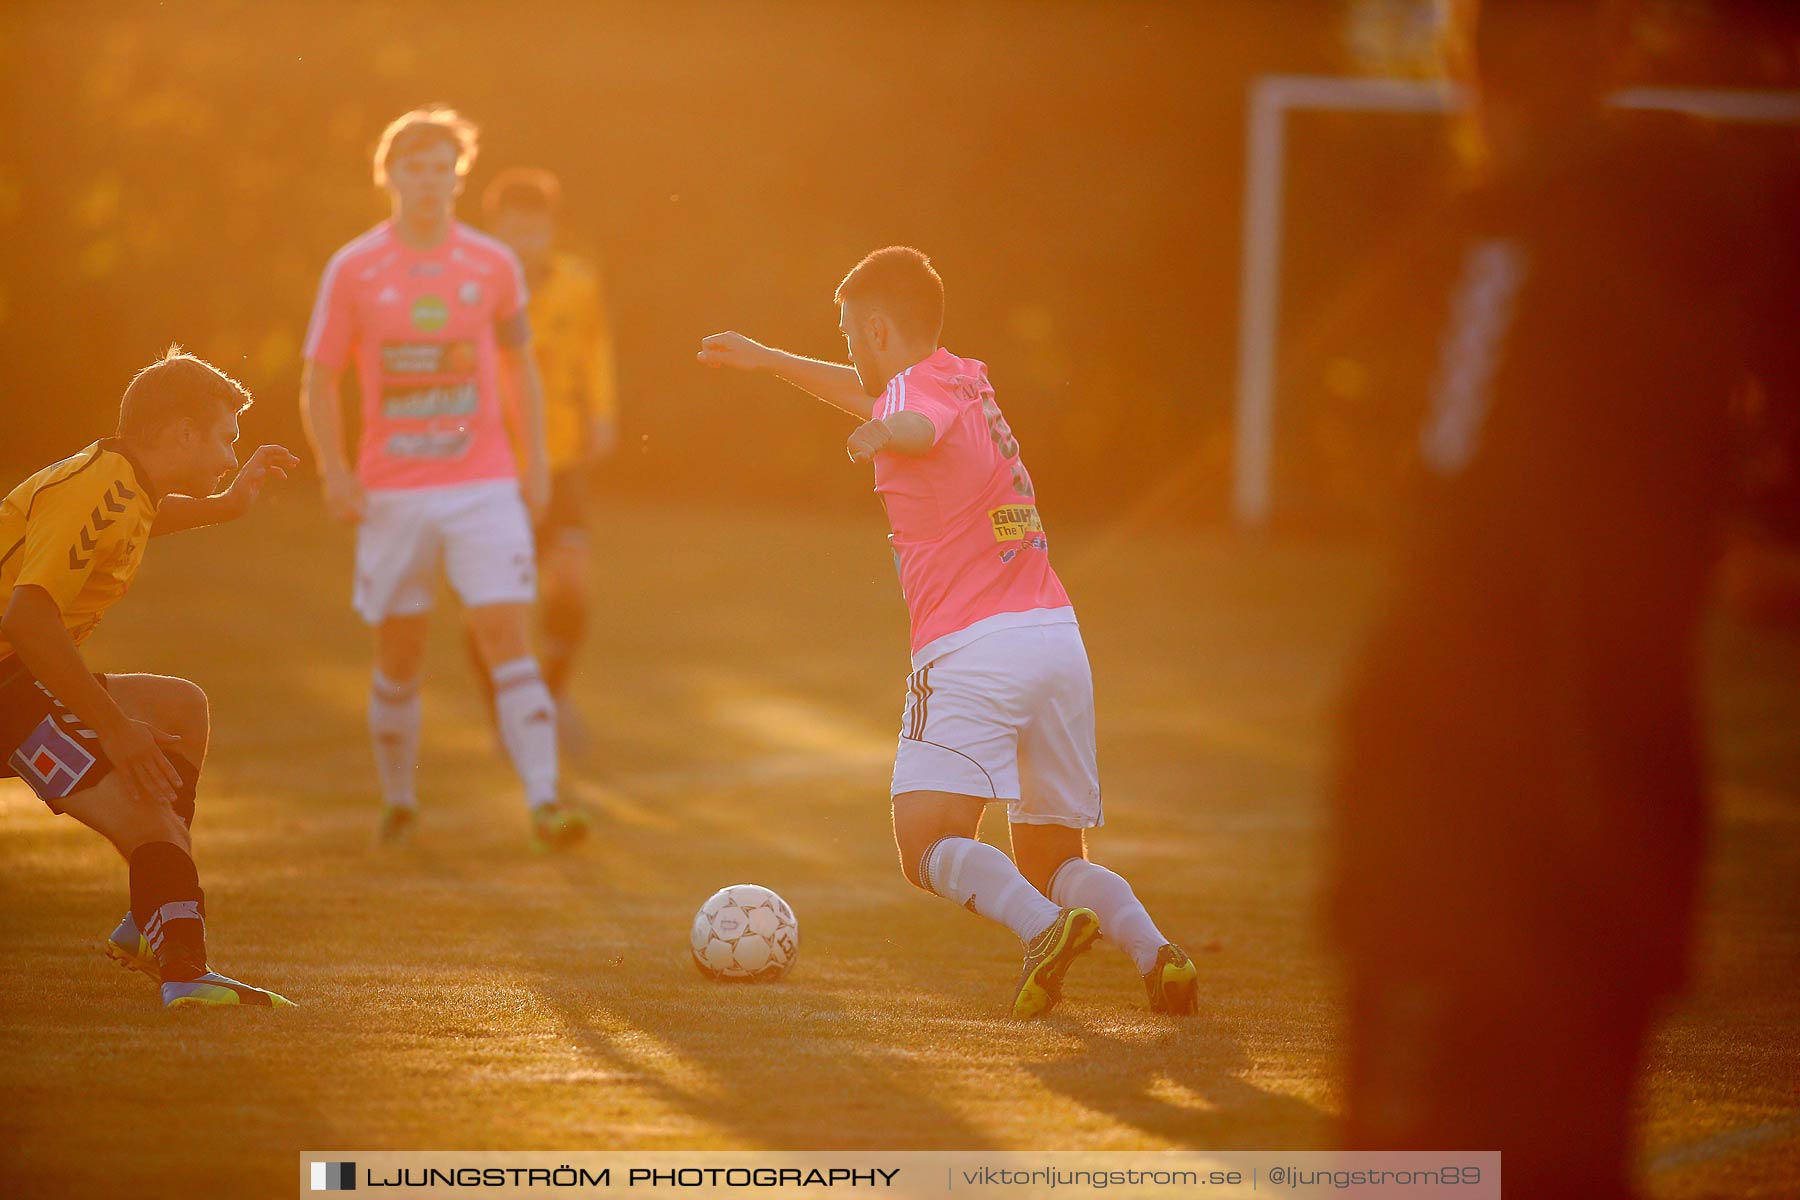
[1,493,1795,1198]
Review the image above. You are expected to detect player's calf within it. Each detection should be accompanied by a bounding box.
[894,793,1064,941]
[1044,854,1197,1016]
[538,539,589,699]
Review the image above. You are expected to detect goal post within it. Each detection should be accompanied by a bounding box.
[1232,74,1800,528]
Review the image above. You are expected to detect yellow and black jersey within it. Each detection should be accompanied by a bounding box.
[0,439,159,660]
[514,251,617,473]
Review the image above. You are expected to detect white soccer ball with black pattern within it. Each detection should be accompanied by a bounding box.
[690,884,799,982]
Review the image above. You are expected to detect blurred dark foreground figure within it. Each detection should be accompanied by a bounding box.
[1331,2,1795,1196]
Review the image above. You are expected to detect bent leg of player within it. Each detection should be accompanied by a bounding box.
[1011,622,1196,1015]
[355,489,440,844]
[537,526,592,754]
[889,640,1096,1017]
[893,791,1094,1019]
[369,618,428,845]
[468,604,583,849]
[96,674,210,978]
[0,667,293,1008]
[1027,844,1197,1017]
[445,481,584,849]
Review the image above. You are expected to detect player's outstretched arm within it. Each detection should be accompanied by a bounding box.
[0,586,182,807]
[300,360,365,524]
[697,331,868,419]
[151,445,300,537]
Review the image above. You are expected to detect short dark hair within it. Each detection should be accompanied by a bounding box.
[483,167,561,222]
[834,246,945,344]
[118,345,253,440]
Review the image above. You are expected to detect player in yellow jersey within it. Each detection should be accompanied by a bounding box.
[1,347,299,1007]
[467,168,618,751]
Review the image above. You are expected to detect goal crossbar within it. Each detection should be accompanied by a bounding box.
[1232,74,1800,527]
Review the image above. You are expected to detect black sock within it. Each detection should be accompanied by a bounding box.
[128,841,208,983]
[124,758,202,942]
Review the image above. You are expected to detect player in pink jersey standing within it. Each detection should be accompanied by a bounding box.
[301,106,586,851]
[699,247,1197,1018]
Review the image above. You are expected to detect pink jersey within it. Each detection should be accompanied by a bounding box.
[872,348,1074,666]
[304,221,530,491]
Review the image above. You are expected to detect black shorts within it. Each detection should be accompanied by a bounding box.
[0,656,113,811]
[534,467,590,554]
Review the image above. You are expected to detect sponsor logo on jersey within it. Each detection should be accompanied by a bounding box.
[410,294,449,332]
[380,340,477,375]
[380,381,479,420]
[458,280,483,306]
[989,505,1043,542]
[377,285,401,306]
[384,429,473,461]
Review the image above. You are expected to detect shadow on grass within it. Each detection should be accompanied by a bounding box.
[521,958,992,1148]
[1022,1008,1331,1147]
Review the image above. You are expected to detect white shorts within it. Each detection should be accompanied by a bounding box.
[890,621,1103,828]
[353,480,537,624]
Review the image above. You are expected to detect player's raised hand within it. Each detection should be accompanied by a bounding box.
[846,418,894,464]
[696,331,772,372]
[225,445,301,513]
[99,718,183,809]
[322,471,366,525]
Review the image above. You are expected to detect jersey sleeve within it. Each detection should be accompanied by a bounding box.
[878,372,957,448]
[13,470,129,615]
[303,249,358,370]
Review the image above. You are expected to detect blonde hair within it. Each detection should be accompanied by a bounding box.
[373,105,479,189]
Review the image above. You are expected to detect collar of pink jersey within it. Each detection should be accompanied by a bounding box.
[382,217,463,257]
[893,346,952,385]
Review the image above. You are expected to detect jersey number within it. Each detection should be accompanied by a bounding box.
[980,394,1035,498]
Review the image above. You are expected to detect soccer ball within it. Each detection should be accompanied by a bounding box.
[690,884,799,982]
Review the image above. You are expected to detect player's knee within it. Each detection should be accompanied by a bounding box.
[541,585,586,643]
[543,544,589,598]
[895,827,954,892]
[377,616,430,680]
[468,606,533,662]
[160,678,211,755]
[897,843,929,891]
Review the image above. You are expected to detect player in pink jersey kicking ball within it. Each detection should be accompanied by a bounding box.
[699,247,1196,1018]
[301,107,586,852]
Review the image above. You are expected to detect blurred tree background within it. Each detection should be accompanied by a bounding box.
[0,0,1789,527]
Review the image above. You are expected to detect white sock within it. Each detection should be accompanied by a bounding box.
[490,657,559,809]
[368,670,421,809]
[919,836,1060,944]
[1050,858,1168,973]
